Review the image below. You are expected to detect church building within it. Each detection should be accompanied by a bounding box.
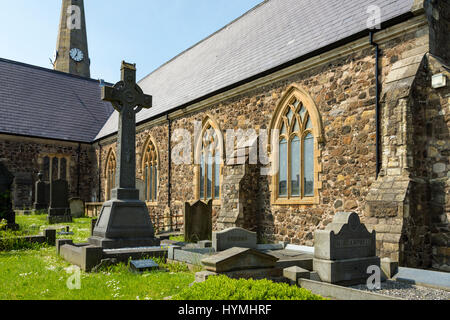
[0,0,449,272]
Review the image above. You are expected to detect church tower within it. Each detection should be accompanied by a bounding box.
[53,0,91,78]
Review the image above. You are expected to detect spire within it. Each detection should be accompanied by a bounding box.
[54,0,91,78]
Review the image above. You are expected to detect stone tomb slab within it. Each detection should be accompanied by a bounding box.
[201,247,278,273]
[266,249,313,271]
[171,247,216,266]
[212,227,257,252]
[393,267,450,290]
[59,243,167,271]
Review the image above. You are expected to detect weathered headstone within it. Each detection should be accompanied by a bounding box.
[136,178,146,202]
[12,172,33,209]
[212,227,257,252]
[201,247,278,273]
[88,61,159,249]
[34,172,49,211]
[313,212,380,285]
[69,197,85,218]
[0,162,19,230]
[184,200,212,243]
[47,179,72,224]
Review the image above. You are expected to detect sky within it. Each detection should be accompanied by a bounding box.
[0,0,262,83]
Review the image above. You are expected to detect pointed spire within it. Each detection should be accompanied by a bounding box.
[54,0,91,78]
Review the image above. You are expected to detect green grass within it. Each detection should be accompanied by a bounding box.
[173,275,326,300]
[0,215,195,300]
[0,215,324,300]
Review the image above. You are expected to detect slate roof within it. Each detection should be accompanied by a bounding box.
[95,0,415,141]
[0,58,114,143]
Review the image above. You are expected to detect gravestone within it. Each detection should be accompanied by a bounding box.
[88,61,159,249]
[201,247,278,273]
[313,212,380,285]
[12,172,33,209]
[69,197,85,218]
[184,200,212,243]
[0,162,19,230]
[212,227,257,252]
[129,259,159,273]
[136,178,146,201]
[34,172,49,210]
[47,179,72,224]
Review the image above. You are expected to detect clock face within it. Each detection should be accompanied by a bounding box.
[69,48,84,62]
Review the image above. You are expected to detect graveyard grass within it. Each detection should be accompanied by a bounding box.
[0,215,324,300]
[0,215,194,300]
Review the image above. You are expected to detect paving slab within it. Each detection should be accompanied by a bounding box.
[393,267,450,291]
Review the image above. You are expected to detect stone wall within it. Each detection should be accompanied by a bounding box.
[94,22,430,245]
[0,135,96,209]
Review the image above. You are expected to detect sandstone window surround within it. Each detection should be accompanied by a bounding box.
[105,148,116,201]
[269,85,324,205]
[40,154,70,183]
[194,115,224,205]
[141,136,159,205]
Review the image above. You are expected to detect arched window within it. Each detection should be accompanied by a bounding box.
[195,116,223,202]
[105,150,116,201]
[142,138,159,203]
[270,86,323,205]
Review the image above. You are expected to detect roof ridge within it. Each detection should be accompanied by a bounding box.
[0,57,113,85]
[139,0,269,83]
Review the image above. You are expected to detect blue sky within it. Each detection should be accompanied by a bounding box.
[0,0,262,83]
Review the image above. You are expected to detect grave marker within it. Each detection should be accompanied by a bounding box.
[313,212,380,285]
[129,259,159,273]
[212,227,257,252]
[88,62,159,249]
[0,162,18,230]
[184,200,212,243]
[34,172,48,210]
[47,179,72,224]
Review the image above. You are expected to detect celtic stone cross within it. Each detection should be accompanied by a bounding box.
[102,61,152,198]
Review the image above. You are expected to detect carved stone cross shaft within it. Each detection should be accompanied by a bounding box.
[102,61,152,196]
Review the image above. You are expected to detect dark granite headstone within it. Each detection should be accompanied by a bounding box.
[48,179,72,224]
[184,200,212,243]
[0,162,18,230]
[34,172,49,210]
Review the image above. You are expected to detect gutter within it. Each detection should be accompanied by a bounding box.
[167,114,172,231]
[370,31,381,178]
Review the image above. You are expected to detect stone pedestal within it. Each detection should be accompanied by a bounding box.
[88,194,159,249]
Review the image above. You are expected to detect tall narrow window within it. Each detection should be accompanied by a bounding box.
[105,151,116,201]
[276,97,315,200]
[303,133,314,197]
[197,120,223,201]
[142,138,159,203]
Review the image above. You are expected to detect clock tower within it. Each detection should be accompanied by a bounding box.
[54,0,91,78]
